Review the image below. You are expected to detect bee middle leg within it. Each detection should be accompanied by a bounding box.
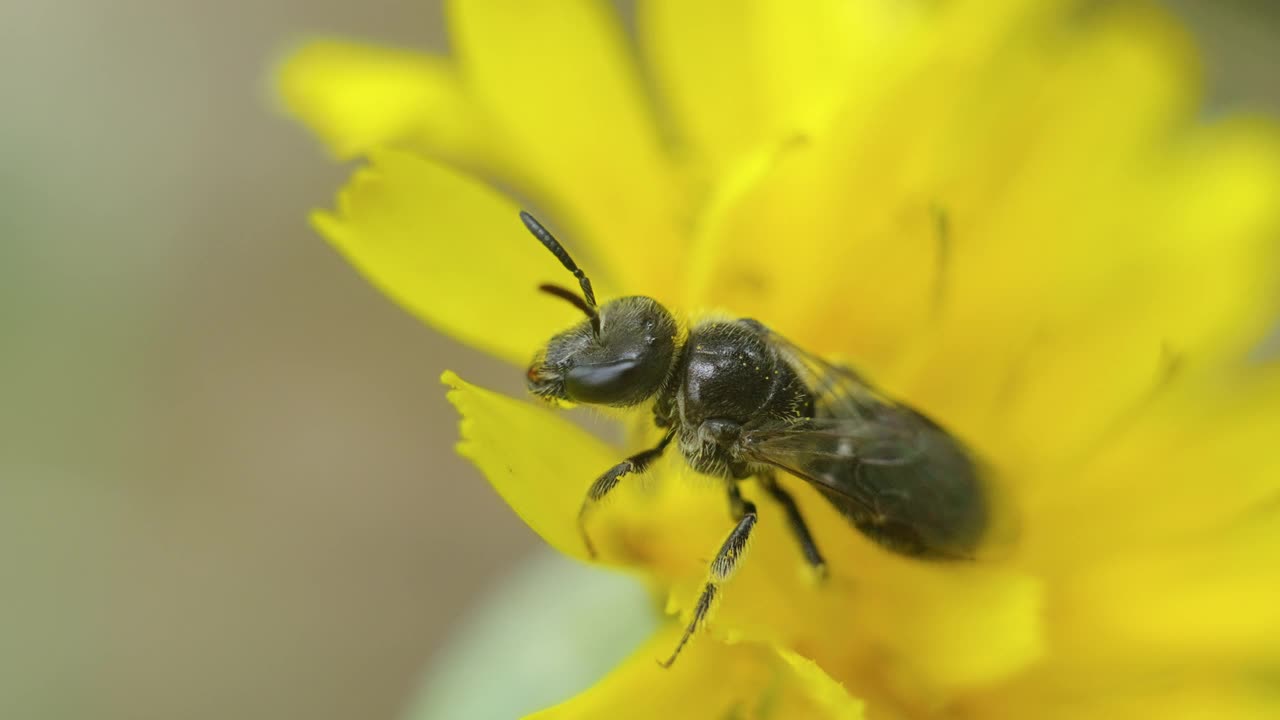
[659,484,757,668]
[577,428,676,559]
[759,471,827,577]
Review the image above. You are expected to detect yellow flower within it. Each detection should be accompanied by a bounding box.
[279,1,1280,717]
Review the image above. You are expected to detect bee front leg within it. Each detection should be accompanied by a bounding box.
[577,428,676,559]
[659,487,757,669]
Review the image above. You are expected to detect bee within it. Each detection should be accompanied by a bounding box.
[519,211,990,667]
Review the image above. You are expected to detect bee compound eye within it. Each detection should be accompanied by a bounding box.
[564,357,662,406]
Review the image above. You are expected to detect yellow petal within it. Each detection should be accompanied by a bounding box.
[312,148,585,364]
[1059,517,1280,671]
[446,0,685,298]
[638,0,910,176]
[1022,365,1280,563]
[275,39,483,163]
[528,628,864,720]
[1049,686,1280,720]
[1042,403,1280,663]
[778,649,866,720]
[966,118,1280,471]
[442,372,619,561]
[972,679,1280,720]
[691,0,1196,359]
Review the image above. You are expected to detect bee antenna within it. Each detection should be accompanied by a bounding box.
[520,211,601,335]
[538,283,595,318]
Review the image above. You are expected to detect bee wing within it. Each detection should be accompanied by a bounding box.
[741,416,928,466]
[742,322,1014,559]
[740,416,992,560]
[753,324,889,420]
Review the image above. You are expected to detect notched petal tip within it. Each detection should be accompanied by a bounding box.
[777,649,865,720]
[441,371,626,564]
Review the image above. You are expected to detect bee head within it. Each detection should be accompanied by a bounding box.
[519,212,678,407]
[529,296,678,406]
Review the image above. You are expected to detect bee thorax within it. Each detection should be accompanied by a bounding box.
[697,419,743,448]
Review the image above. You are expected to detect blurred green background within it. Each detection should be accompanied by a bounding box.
[1,1,1278,719]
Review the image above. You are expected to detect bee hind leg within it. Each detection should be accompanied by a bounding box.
[759,471,827,578]
[659,487,757,668]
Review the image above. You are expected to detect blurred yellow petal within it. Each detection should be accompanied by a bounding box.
[528,627,864,720]
[312,148,585,364]
[638,0,913,177]
[973,680,1280,720]
[1061,517,1280,670]
[778,649,867,720]
[691,0,1197,358]
[442,372,617,561]
[446,0,685,298]
[937,86,1280,474]
[276,39,483,163]
[1025,366,1280,561]
[1067,689,1280,720]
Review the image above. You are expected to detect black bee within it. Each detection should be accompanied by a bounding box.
[519,212,990,667]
